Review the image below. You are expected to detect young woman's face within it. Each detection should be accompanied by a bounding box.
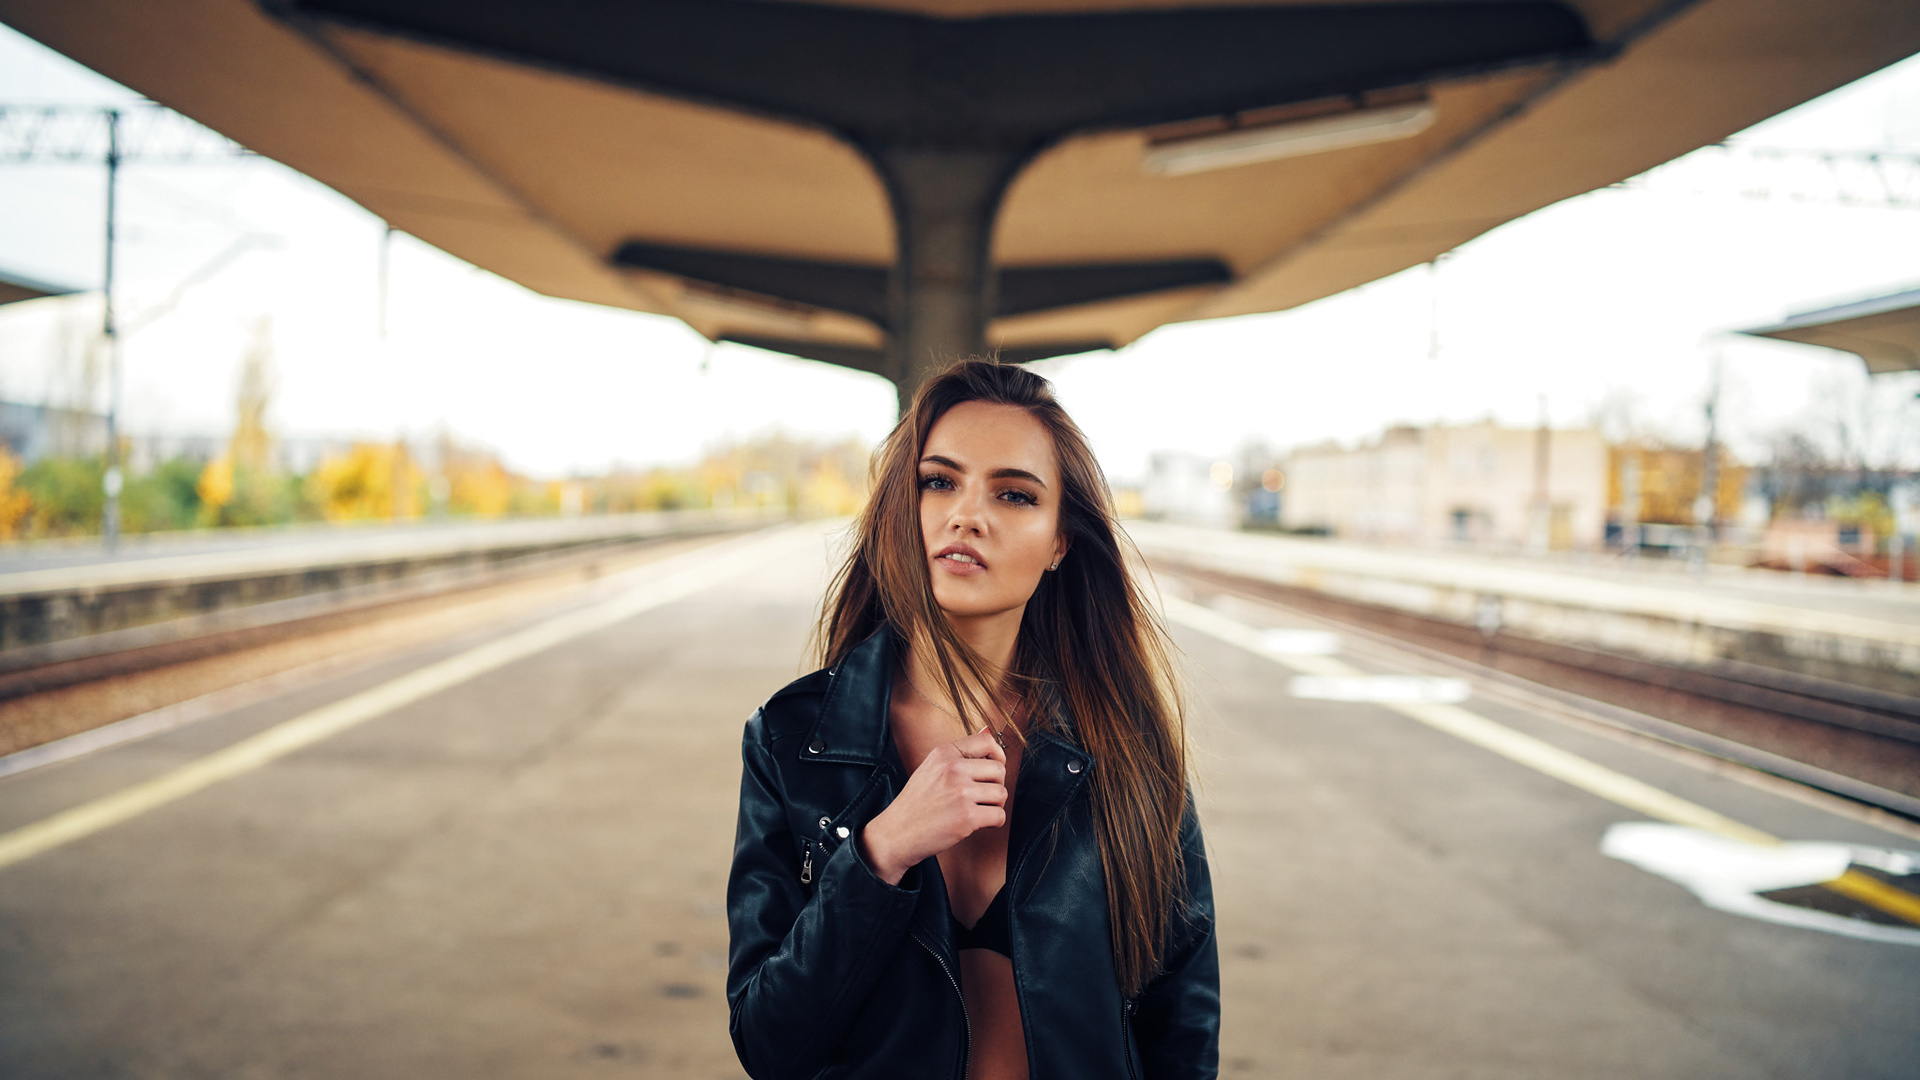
[918,401,1070,622]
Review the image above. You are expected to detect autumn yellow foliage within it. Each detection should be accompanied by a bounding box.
[446,455,515,517]
[196,455,234,517]
[799,459,863,516]
[1607,445,1747,525]
[306,442,425,521]
[0,448,33,538]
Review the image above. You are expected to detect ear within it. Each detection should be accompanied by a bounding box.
[1051,532,1071,568]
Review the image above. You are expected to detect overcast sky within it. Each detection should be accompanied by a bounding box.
[0,25,1916,481]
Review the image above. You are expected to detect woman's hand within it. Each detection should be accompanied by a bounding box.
[858,729,1007,886]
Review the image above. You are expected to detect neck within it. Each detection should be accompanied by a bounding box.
[902,605,1026,730]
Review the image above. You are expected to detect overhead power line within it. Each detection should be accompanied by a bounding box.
[0,102,251,164]
[1614,144,1920,210]
[1,102,257,551]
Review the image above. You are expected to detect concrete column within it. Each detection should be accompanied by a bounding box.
[870,146,1025,415]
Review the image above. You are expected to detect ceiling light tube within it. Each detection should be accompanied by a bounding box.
[1143,100,1437,176]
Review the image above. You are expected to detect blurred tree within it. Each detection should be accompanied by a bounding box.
[799,457,862,516]
[121,458,203,532]
[48,298,105,427]
[436,432,517,517]
[195,454,233,516]
[198,319,286,527]
[19,457,103,534]
[1830,490,1893,541]
[1607,445,1746,526]
[230,318,275,478]
[0,448,33,538]
[305,442,426,521]
[451,458,514,517]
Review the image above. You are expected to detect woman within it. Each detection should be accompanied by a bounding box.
[726,358,1219,1080]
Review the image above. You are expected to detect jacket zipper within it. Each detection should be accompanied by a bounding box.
[800,840,813,885]
[1121,999,1139,1080]
[913,930,970,1080]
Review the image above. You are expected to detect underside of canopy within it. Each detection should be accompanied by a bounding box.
[1742,288,1920,375]
[4,0,1917,403]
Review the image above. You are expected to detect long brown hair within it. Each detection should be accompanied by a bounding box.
[814,357,1191,997]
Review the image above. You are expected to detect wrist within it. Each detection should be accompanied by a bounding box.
[858,816,908,886]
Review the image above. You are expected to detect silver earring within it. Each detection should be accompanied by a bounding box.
[1049,561,1059,571]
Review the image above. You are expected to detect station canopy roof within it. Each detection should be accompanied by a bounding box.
[1741,287,1920,375]
[4,1,1918,383]
[0,267,78,308]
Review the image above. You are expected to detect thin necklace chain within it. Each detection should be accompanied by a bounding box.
[899,667,1019,749]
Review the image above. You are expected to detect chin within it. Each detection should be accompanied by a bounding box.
[931,583,1032,622]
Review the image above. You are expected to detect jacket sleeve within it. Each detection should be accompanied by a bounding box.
[725,709,923,1080]
[1132,790,1221,1080]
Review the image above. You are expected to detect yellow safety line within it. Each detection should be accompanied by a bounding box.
[1824,870,1920,927]
[0,527,795,872]
[1161,596,1920,930]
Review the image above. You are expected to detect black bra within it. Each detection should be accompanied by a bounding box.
[952,883,1012,956]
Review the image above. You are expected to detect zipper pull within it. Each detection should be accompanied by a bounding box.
[800,840,814,885]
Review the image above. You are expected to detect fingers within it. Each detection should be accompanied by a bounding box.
[966,778,1008,807]
[954,757,1006,786]
[954,727,1007,763]
[938,755,1006,794]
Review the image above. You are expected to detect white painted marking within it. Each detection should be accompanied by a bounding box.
[1168,598,1351,678]
[1289,674,1471,704]
[1258,628,1342,655]
[1171,593,1920,944]
[1162,595,1776,846]
[1601,823,1920,946]
[0,526,799,872]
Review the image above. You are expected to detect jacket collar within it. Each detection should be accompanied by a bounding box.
[802,624,901,767]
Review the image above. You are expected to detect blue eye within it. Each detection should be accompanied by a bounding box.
[1001,490,1038,506]
[919,474,952,491]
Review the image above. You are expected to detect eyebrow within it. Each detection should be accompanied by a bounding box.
[919,454,1048,488]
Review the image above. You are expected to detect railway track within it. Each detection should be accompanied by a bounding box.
[0,529,750,764]
[1153,560,1920,826]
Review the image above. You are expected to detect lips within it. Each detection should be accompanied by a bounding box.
[934,543,987,570]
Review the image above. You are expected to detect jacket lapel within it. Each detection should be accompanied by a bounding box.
[1007,730,1092,892]
[801,624,896,768]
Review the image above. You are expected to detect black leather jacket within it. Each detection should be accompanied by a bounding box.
[726,625,1220,1080]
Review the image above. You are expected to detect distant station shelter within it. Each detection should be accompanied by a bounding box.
[1741,287,1920,376]
[6,2,1918,408]
[0,267,77,309]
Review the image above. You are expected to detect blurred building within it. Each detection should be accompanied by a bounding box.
[126,433,225,472]
[1142,451,1237,527]
[0,400,109,462]
[1279,421,1609,549]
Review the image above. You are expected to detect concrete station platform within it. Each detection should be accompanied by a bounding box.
[0,509,783,667]
[0,521,1914,1078]
[0,511,780,578]
[1126,521,1920,694]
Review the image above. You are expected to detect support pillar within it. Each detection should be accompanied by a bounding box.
[101,108,123,553]
[870,146,1025,415]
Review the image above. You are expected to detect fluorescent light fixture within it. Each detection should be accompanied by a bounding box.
[1143,100,1437,176]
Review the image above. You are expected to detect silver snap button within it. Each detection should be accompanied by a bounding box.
[818,816,831,830]
[807,737,826,754]
[1066,759,1084,774]
[835,826,851,839]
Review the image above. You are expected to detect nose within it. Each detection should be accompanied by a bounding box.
[947,482,989,534]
